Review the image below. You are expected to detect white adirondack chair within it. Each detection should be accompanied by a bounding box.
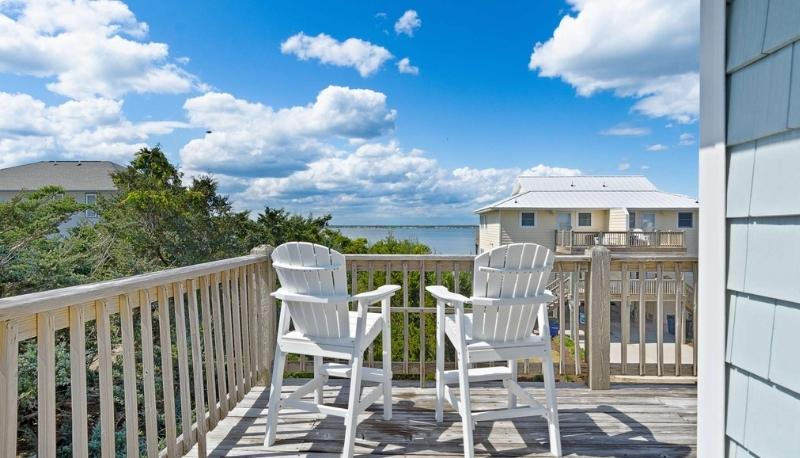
[264,242,400,457]
[427,243,562,457]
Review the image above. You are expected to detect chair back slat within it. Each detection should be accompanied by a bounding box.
[471,243,555,342]
[272,242,350,338]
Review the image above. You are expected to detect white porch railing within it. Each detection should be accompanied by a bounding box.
[556,230,686,251]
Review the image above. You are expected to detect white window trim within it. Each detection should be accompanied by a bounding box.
[520,211,536,228]
[577,212,592,227]
[85,193,98,218]
[677,211,694,229]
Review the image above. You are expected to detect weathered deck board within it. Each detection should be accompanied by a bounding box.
[188,380,696,457]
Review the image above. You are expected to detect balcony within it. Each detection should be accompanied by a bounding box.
[0,247,697,457]
[555,230,686,254]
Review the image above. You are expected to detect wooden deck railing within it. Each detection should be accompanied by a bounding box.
[0,247,275,458]
[0,246,697,456]
[556,230,686,252]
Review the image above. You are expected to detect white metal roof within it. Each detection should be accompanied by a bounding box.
[477,176,698,213]
[511,175,657,194]
[0,161,124,191]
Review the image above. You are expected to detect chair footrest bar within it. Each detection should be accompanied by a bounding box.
[472,406,547,423]
[358,385,384,413]
[443,385,460,413]
[285,376,326,403]
[442,366,512,385]
[320,362,386,383]
[281,399,348,417]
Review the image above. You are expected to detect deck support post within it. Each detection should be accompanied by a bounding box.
[586,246,611,390]
[251,245,275,384]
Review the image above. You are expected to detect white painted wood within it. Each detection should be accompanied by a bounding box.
[237,266,252,392]
[264,242,399,458]
[139,290,159,458]
[173,282,193,452]
[210,272,230,416]
[157,286,178,457]
[37,310,56,458]
[119,294,140,457]
[96,300,115,458]
[220,270,237,407]
[68,305,88,458]
[699,0,728,454]
[230,269,245,401]
[427,243,561,456]
[187,278,208,457]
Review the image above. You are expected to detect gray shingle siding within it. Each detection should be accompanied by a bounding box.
[725,0,800,456]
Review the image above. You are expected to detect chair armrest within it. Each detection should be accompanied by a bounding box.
[426,285,470,304]
[271,288,350,304]
[351,284,401,305]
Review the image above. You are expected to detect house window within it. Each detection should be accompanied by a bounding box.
[85,193,97,218]
[480,214,487,229]
[678,212,693,228]
[641,212,656,231]
[520,212,536,227]
[578,212,592,227]
[556,212,572,230]
[628,212,636,230]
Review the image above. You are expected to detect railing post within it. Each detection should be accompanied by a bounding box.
[585,246,611,390]
[251,245,275,384]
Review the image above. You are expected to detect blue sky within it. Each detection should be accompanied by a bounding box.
[0,0,699,224]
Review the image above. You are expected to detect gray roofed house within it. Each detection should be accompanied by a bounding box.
[0,160,126,232]
[475,175,699,255]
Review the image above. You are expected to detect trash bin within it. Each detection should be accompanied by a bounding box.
[549,319,560,339]
[667,314,675,335]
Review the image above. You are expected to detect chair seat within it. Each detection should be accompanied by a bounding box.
[444,313,546,355]
[279,311,384,358]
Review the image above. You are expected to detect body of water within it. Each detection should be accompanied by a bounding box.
[334,225,478,255]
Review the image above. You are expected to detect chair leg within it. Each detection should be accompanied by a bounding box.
[435,301,445,423]
[542,353,562,457]
[382,311,392,420]
[456,349,474,458]
[264,346,286,446]
[314,356,324,405]
[343,352,364,458]
[507,359,517,409]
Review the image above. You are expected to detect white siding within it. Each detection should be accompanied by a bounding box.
[478,211,501,253]
[608,208,628,231]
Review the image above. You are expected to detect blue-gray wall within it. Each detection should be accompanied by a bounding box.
[725,0,800,455]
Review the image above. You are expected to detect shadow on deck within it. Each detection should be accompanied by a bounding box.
[189,380,696,457]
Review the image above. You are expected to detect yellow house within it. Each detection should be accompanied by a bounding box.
[475,176,699,255]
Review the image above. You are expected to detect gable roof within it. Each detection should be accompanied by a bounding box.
[0,161,125,192]
[477,175,698,213]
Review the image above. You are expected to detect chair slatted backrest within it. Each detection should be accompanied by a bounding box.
[471,243,555,342]
[272,242,350,338]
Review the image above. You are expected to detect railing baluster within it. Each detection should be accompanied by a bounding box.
[572,265,580,375]
[211,272,229,416]
[402,262,409,374]
[188,278,208,457]
[368,262,374,367]
[68,305,88,458]
[247,265,260,385]
[656,263,664,376]
[558,266,566,375]
[199,275,219,427]
[692,263,699,376]
[638,263,646,376]
[0,320,18,458]
[621,264,629,375]
[37,310,56,458]
[220,270,237,407]
[119,294,140,457]
[174,282,193,452]
[231,269,245,398]
[157,286,178,457]
[140,290,159,458]
[238,266,252,391]
[675,268,683,376]
[96,299,115,457]
[419,259,426,387]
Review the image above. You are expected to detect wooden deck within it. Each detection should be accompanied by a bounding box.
[190,380,696,457]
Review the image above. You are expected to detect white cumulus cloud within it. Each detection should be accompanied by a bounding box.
[397,57,419,75]
[394,10,421,37]
[180,86,397,177]
[679,132,696,145]
[600,124,651,136]
[0,92,187,168]
[529,0,699,123]
[522,164,582,176]
[618,162,631,171]
[646,144,668,152]
[0,0,204,99]
[281,32,393,77]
